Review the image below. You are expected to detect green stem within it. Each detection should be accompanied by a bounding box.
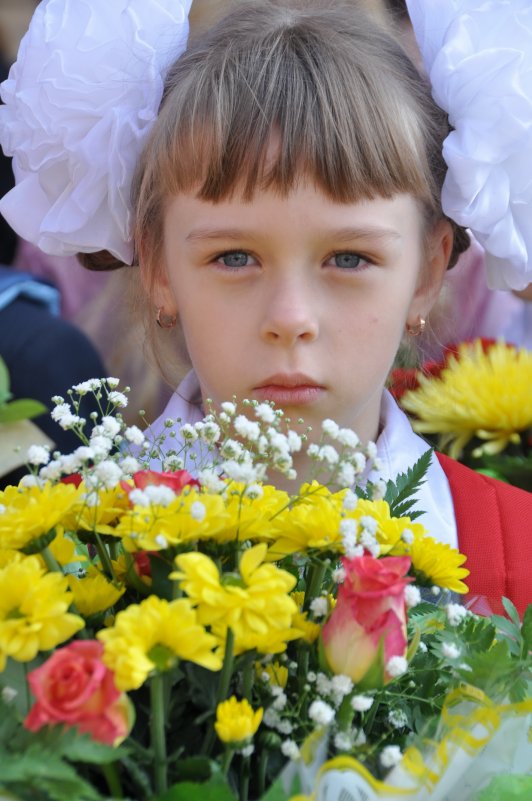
[337,694,354,732]
[41,546,62,574]
[109,540,118,561]
[102,762,123,798]
[94,532,117,582]
[363,692,381,737]
[124,552,150,595]
[201,628,235,756]
[221,748,235,776]
[239,755,250,801]
[150,673,168,795]
[304,562,327,611]
[257,748,268,797]
[242,657,253,702]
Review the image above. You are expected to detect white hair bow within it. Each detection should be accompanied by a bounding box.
[407,0,532,291]
[0,0,192,265]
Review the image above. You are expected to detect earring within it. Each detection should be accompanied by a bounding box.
[406,316,426,336]
[156,307,177,329]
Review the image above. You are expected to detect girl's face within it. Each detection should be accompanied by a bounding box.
[156,183,450,443]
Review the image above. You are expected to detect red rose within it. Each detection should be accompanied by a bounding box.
[321,555,412,688]
[120,469,200,500]
[24,640,132,745]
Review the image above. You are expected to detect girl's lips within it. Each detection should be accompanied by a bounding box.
[253,385,324,405]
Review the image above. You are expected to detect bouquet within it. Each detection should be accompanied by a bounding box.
[0,377,531,801]
[390,338,532,491]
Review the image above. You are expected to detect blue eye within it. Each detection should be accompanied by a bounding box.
[333,252,362,269]
[218,251,249,268]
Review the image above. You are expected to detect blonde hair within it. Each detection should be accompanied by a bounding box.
[133,1,467,289]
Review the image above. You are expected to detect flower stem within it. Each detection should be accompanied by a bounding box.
[102,762,123,798]
[150,673,168,795]
[242,657,253,702]
[41,546,62,574]
[337,694,354,732]
[221,748,235,776]
[304,562,327,611]
[201,628,235,756]
[239,755,251,801]
[94,532,117,582]
[257,748,268,797]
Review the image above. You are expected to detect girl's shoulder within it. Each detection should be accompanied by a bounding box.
[436,452,532,617]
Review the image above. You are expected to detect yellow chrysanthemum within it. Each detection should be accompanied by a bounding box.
[172,543,301,655]
[267,483,345,559]
[48,528,86,568]
[97,595,222,690]
[353,500,429,554]
[408,535,469,594]
[0,556,84,670]
[0,549,23,569]
[291,611,321,644]
[401,340,532,458]
[257,661,289,688]
[215,696,263,745]
[0,482,78,551]
[114,488,230,551]
[63,483,130,535]
[67,569,125,617]
[217,484,290,543]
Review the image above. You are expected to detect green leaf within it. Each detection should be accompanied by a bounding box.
[0,748,104,801]
[384,449,432,520]
[520,604,532,651]
[501,597,521,628]
[0,355,11,402]
[153,774,237,801]
[0,398,48,423]
[259,774,299,801]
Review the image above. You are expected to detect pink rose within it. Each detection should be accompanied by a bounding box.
[24,640,132,745]
[321,555,412,688]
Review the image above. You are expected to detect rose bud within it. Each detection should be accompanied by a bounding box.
[321,555,413,689]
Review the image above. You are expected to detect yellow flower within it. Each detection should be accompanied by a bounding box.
[291,611,321,644]
[67,569,125,617]
[97,595,222,691]
[215,696,263,745]
[0,556,84,670]
[63,483,130,535]
[172,543,301,655]
[408,536,469,594]
[0,482,77,551]
[218,484,290,543]
[48,528,86,568]
[267,483,344,558]
[114,488,229,551]
[353,499,427,554]
[400,340,532,457]
[258,661,289,688]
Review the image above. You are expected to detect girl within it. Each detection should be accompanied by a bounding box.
[1,0,531,615]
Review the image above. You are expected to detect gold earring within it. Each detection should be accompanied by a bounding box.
[406,317,426,336]
[156,307,177,329]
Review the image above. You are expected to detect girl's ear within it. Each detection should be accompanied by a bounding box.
[407,219,454,325]
[138,240,178,315]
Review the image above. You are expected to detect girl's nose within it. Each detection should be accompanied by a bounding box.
[260,281,319,346]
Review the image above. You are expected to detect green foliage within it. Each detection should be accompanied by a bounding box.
[0,356,47,423]
[384,448,432,520]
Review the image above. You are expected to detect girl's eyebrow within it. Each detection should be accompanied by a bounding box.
[185,226,402,243]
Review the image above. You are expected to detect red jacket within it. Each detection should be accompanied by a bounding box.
[436,453,532,617]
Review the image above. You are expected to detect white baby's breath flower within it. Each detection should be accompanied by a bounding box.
[51,403,82,429]
[276,719,293,735]
[281,740,300,760]
[220,439,243,459]
[386,656,408,678]
[380,745,402,769]
[330,675,353,699]
[89,434,113,458]
[129,489,150,507]
[401,528,414,545]
[388,709,408,729]
[263,708,281,728]
[336,428,360,448]
[255,403,276,423]
[234,415,261,442]
[39,460,63,482]
[337,462,355,488]
[222,459,258,484]
[308,700,335,727]
[339,518,358,538]
[221,401,236,416]
[120,456,141,475]
[342,490,359,511]
[351,694,373,713]
[366,441,378,459]
[27,445,50,466]
[71,380,94,395]
[352,452,367,473]
[442,642,461,660]
[332,566,346,584]
[197,468,226,494]
[244,483,264,500]
[144,485,176,507]
[322,419,339,438]
[316,674,332,696]
[405,585,421,609]
[371,478,386,500]
[92,460,123,489]
[190,501,206,522]
[108,391,128,408]
[309,597,329,619]
[59,453,82,475]
[287,430,302,452]
[105,377,119,388]
[360,516,378,535]
[201,421,221,444]
[100,416,121,438]
[318,445,339,465]
[418,641,428,653]
[272,691,287,711]
[125,425,145,445]
[179,423,198,442]
[334,732,352,751]
[1,686,18,703]
[446,603,468,626]
[155,534,168,549]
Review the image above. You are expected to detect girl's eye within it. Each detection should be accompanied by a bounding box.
[329,252,364,270]
[216,251,254,268]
